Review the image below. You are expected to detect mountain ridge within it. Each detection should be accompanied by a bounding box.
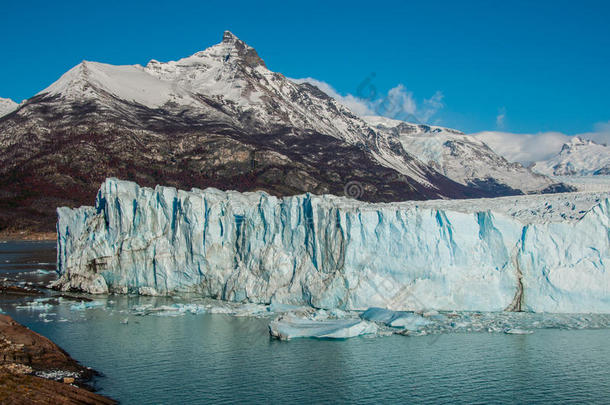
[0,31,571,232]
[532,136,610,176]
[363,115,565,194]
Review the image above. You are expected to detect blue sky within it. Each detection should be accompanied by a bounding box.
[2,0,609,138]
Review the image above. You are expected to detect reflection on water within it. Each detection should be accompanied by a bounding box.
[1,242,609,404]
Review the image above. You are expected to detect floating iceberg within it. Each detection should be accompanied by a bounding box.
[269,316,378,340]
[128,300,268,317]
[54,179,610,313]
[360,307,433,330]
[69,300,105,311]
[504,328,534,335]
[366,310,610,336]
[15,301,53,311]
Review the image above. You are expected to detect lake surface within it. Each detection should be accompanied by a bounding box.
[1,241,609,404]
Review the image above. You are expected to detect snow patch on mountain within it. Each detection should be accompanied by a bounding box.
[0,98,18,117]
[532,137,610,176]
[38,61,201,108]
[143,30,266,107]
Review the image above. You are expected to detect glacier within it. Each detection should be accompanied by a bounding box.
[54,178,610,313]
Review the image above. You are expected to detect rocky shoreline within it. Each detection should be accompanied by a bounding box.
[0,231,56,242]
[0,314,115,404]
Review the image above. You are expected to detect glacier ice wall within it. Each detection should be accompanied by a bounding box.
[54,179,610,313]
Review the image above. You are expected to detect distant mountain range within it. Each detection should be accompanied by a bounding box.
[531,137,610,176]
[363,116,564,195]
[0,31,571,232]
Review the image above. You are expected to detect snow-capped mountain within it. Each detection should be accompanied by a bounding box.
[33,32,438,185]
[0,31,570,231]
[532,137,610,176]
[364,116,566,194]
[36,32,378,143]
[0,98,17,117]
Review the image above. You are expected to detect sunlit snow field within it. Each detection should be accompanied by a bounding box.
[1,241,609,404]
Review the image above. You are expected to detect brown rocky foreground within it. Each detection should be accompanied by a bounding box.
[0,314,115,404]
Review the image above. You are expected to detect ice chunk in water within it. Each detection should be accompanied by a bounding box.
[69,301,105,311]
[269,316,378,340]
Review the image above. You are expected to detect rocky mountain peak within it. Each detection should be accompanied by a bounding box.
[219,30,266,68]
[222,30,239,43]
[561,136,599,152]
[533,136,610,176]
[162,30,267,71]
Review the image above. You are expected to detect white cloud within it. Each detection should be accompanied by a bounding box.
[422,91,444,121]
[472,131,570,165]
[289,77,443,123]
[583,121,610,145]
[471,124,610,165]
[496,107,506,129]
[370,84,418,120]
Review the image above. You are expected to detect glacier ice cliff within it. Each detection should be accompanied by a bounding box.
[54,179,610,313]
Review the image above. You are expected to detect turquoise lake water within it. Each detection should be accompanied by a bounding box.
[1,241,609,404]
